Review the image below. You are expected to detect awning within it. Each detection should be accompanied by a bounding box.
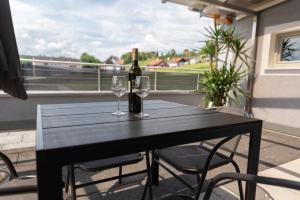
[163,0,287,20]
[0,0,27,100]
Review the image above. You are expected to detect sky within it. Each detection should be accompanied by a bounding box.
[10,0,212,60]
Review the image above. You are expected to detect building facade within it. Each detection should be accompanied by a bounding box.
[235,0,300,136]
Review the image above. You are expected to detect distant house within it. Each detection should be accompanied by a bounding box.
[147,59,169,68]
[105,56,124,65]
[168,57,188,67]
[189,56,201,64]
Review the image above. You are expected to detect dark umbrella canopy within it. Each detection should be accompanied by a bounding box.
[0,0,27,100]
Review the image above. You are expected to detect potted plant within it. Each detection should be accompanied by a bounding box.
[199,24,251,108]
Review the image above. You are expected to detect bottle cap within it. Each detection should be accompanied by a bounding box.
[132,48,138,60]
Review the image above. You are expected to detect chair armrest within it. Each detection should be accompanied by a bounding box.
[0,152,18,178]
[18,175,37,179]
[203,172,300,200]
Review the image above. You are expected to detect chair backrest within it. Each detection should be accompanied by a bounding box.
[203,135,241,158]
[202,107,250,158]
[219,135,241,156]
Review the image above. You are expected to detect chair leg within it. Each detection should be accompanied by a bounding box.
[65,166,70,193]
[196,174,201,185]
[141,151,153,200]
[69,165,77,200]
[119,166,123,184]
[151,150,159,185]
[194,170,208,200]
[190,174,201,199]
[141,177,149,200]
[230,160,244,200]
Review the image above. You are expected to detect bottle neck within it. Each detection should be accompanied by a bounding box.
[133,60,139,66]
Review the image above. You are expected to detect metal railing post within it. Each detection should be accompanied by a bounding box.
[196,73,200,91]
[154,71,157,92]
[98,67,101,92]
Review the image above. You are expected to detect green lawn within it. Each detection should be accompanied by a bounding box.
[153,63,209,74]
[124,62,209,74]
[177,63,209,69]
[139,58,156,66]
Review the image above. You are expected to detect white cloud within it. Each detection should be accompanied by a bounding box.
[91,41,103,46]
[10,0,212,60]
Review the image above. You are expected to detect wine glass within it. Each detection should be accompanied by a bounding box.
[134,76,150,118]
[111,76,127,116]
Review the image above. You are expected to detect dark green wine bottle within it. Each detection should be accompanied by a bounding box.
[128,48,142,113]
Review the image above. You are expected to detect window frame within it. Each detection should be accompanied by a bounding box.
[273,31,300,68]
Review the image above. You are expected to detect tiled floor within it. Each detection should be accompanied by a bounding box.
[0,129,299,199]
[0,130,35,151]
[258,158,300,199]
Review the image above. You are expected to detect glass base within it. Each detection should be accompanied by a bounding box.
[112,110,126,116]
[134,113,149,118]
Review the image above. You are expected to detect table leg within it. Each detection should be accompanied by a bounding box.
[37,154,63,200]
[145,151,153,200]
[245,123,262,200]
[151,150,159,185]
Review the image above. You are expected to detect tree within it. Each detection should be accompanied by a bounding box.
[80,52,101,68]
[168,49,176,57]
[200,41,217,71]
[281,38,298,61]
[190,49,198,57]
[199,25,250,107]
[121,52,132,64]
[121,51,158,64]
[183,49,190,57]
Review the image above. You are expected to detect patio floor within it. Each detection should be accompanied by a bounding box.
[0,129,299,199]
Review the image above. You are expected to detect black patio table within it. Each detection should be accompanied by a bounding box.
[36,100,262,200]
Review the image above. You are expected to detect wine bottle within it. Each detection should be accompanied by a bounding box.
[128,48,142,113]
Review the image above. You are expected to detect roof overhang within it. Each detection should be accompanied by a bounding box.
[162,0,288,19]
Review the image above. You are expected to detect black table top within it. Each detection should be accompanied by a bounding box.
[36,100,262,200]
[37,100,259,153]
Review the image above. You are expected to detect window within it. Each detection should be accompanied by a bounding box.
[273,31,300,68]
[278,34,300,62]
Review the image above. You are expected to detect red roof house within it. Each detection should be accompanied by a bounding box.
[168,57,188,67]
[147,59,169,68]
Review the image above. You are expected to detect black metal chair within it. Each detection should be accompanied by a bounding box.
[65,152,153,200]
[203,172,300,200]
[0,151,37,200]
[154,108,248,200]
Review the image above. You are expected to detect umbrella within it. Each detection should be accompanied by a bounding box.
[0,0,27,100]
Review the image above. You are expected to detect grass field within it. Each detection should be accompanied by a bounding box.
[124,62,209,74]
[139,58,156,66]
[152,63,209,74]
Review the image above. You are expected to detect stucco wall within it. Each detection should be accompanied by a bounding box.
[236,0,300,136]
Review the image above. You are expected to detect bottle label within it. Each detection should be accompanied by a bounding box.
[132,54,137,61]
[128,80,135,92]
[128,80,131,91]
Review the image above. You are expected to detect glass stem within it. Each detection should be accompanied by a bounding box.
[118,97,120,112]
[141,98,143,114]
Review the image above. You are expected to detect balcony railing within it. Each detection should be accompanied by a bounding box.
[20,59,206,93]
